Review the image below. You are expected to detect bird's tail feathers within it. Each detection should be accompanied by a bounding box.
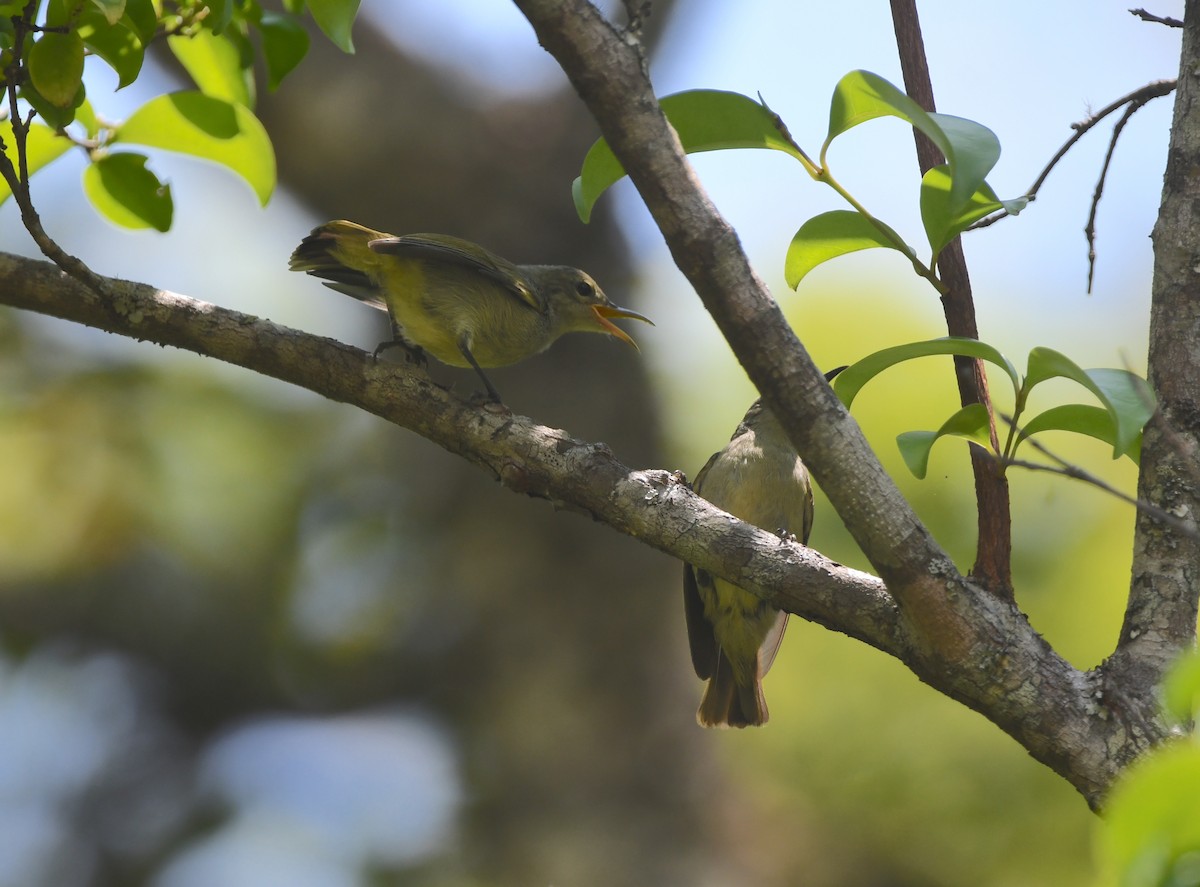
[696,656,768,728]
[290,221,388,310]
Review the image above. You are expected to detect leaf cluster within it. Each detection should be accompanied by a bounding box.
[0,0,360,230]
[575,72,1154,483]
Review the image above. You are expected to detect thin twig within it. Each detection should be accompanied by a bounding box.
[969,79,1176,231]
[1129,8,1184,27]
[1086,99,1145,292]
[1000,421,1199,540]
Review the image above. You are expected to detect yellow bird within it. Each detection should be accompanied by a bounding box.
[290,221,652,402]
[683,370,843,728]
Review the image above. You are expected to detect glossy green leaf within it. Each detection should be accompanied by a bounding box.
[168,29,253,107]
[46,0,87,27]
[1022,349,1155,459]
[1015,405,1139,464]
[1163,650,1200,725]
[832,337,1020,409]
[897,403,992,479]
[785,210,914,289]
[83,151,173,230]
[825,70,1000,214]
[920,164,1027,256]
[76,3,145,89]
[307,0,360,53]
[28,32,85,107]
[116,91,275,205]
[206,0,233,35]
[20,78,85,129]
[258,11,309,91]
[90,0,125,25]
[123,0,158,44]
[0,121,72,205]
[74,97,100,138]
[926,112,1001,213]
[1098,743,1200,887]
[573,89,805,223]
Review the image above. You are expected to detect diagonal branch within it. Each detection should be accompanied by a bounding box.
[0,249,900,653]
[509,0,1162,805]
[0,243,1143,804]
[970,79,1175,232]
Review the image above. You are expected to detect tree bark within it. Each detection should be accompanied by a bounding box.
[1110,1,1200,715]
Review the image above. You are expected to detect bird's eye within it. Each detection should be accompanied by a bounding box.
[575,280,594,298]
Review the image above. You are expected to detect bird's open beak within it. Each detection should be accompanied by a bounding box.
[592,304,654,350]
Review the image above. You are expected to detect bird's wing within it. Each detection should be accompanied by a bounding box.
[758,611,789,677]
[683,564,718,680]
[368,233,542,311]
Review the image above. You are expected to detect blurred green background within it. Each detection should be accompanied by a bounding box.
[0,2,1177,885]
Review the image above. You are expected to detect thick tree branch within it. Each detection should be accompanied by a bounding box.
[0,250,898,651]
[1113,3,1200,694]
[511,0,1162,805]
[0,246,1149,804]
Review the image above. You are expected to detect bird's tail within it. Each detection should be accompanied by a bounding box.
[289,220,388,310]
[696,656,768,728]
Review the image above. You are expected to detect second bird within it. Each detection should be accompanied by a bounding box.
[290,221,652,402]
[683,398,815,728]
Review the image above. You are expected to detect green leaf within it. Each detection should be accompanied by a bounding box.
[824,70,1000,214]
[116,91,275,205]
[0,120,72,205]
[20,77,86,129]
[83,151,173,230]
[307,0,359,53]
[832,337,1020,409]
[1163,650,1200,725]
[919,164,1026,257]
[74,96,100,138]
[1098,743,1200,887]
[46,0,87,27]
[1021,349,1155,459]
[1016,404,1139,464]
[258,11,309,91]
[168,29,253,107]
[784,209,915,289]
[123,0,158,44]
[28,32,85,107]
[897,403,992,479]
[573,89,806,223]
[90,0,125,25]
[206,0,233,35]
[76,3,146,88]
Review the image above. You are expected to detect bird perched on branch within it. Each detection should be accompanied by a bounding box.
[683,372,843,727]
[290,221,652,402]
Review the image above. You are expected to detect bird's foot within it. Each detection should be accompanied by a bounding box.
[374,339,427,367]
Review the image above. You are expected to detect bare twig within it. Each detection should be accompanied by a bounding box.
[1130,8,1184,27]
[970,79,1176,231]
[1086,92,1164,292]
[1001,451,1199,541]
